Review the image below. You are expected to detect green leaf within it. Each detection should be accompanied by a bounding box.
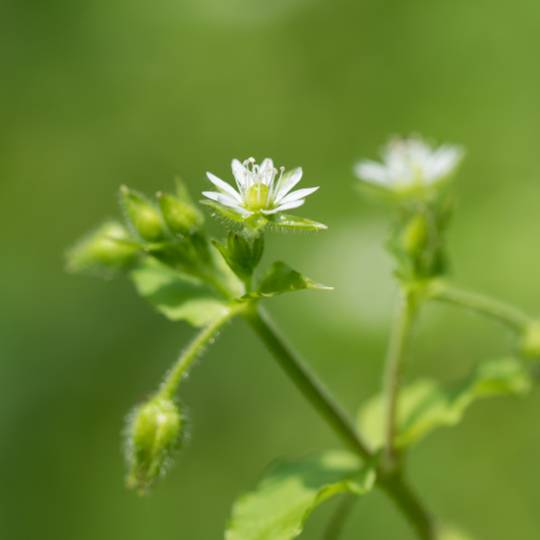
[256,261,332,298]
[358,357,531,449]
[130,259,229,327]
[226,451,375,540]
[267,213,328,233]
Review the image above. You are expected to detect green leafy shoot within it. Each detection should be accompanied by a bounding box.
[357,357,531,450]
[131,259,230,327]
[225,451,375,540]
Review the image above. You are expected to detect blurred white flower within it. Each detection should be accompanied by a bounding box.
[355,137,464,191]
[203,157,319,217]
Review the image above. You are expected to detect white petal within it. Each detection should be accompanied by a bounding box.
[206,172,242,202]
[202,191,252,216]
[274,167,303,200]
[276,186,319,205]
[426,146,463,182]
[259,158,275,186]
[262,199,305,215]
[231,159,248,191]
[202,191,240,207]
[354,161,389,185]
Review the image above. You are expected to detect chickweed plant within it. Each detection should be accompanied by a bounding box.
[67,138,539,540]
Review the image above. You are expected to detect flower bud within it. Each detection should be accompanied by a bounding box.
[215,232,264,280]
[521,320,540,359]
[120,186,165,242]
[400,213,428,256]
[125,397,183,494]
[158,192,204,235]
[66,221,138,276]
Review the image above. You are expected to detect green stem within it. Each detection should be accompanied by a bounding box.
[246,306,435,539]
[323,495,356,540]
[429,282,530,332]
[378,472,436,540]
[245,306,371,460]
[383,289,417,469]
[159,304,243,399]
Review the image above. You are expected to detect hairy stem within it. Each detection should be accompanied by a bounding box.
[383,289,417,469]
[246,306,435,539]
[159,304,243,399]
[429,282,530,332]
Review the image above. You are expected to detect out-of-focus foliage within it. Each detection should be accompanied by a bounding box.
[2,0,540,539]
[226,451,375,540]
[357,357,532,450]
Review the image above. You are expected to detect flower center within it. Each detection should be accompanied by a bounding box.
[245,183,269,211]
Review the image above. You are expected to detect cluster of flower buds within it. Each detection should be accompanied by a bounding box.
[67,158,329,493]
[355,137,464,282]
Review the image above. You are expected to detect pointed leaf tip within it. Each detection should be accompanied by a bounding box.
[256,261,332,298]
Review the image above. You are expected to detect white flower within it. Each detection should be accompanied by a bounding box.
[354,137,464,190]
[203,157,319,218]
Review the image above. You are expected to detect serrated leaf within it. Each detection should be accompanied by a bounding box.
[256,261,332,298]
[130,259,230,327]
[226,451,375,540]
[267,213,328,233]
[358,357,531,450]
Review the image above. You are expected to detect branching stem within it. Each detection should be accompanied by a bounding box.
[429,282,530,332]
[245,305,435,540]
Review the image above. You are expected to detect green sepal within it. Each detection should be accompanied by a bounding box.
[521,320,540,359]
[266,213,328,233]
[125,396,183,494]
[173,176,196,204]
[255,261,332,298]
[225,451,376,540]
[120,185,166,242]
[130,258,230,327]
[66,221,139,277]
[200,199,247,230]
[357,357,531,450]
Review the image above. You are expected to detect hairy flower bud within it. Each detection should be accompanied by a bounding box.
[158,191,204,235]
[66,221,138,276]
[125,397,183,494]
[400,213,428,256]
[120,186,165,242]
[521,321,540,359]
[215,232,264,281]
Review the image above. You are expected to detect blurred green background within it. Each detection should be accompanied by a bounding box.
[2,0,540,538]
